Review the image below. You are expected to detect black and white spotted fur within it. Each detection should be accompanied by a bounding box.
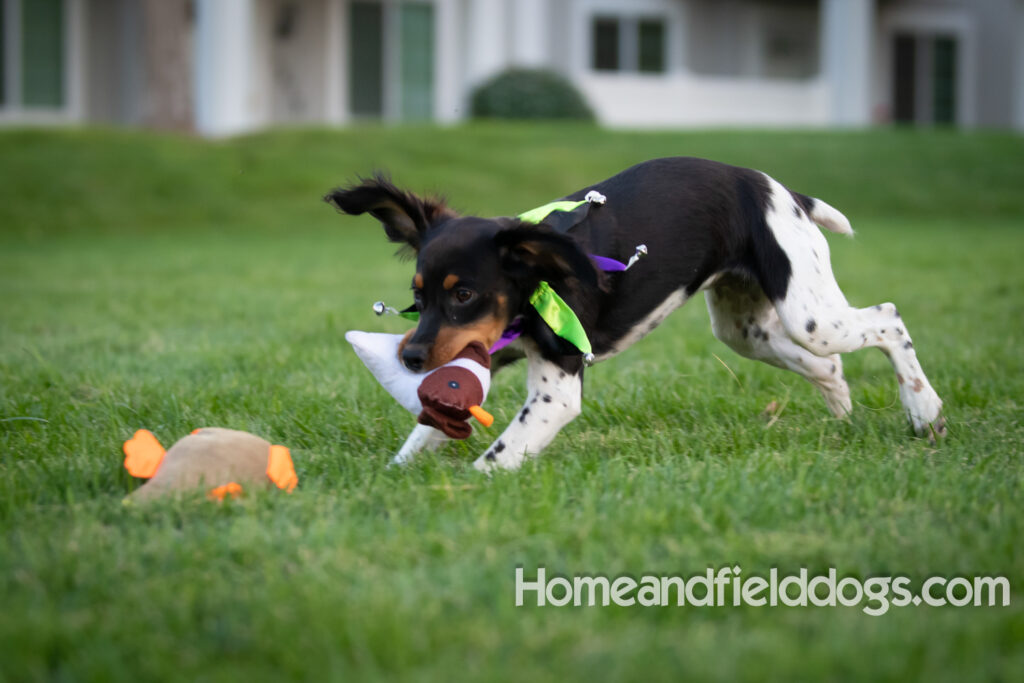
[326,158,945,471]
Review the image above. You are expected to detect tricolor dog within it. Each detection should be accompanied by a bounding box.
[326,158,945,471]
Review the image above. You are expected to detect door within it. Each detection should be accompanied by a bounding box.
[348,0,434,121]
[21,0,64,107]
[398,2,433,120]
[892,32,958,126]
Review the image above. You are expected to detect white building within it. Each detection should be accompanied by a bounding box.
[2,0,1023,136]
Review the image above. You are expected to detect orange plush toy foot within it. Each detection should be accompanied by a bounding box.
[123,429,167,478]
[123,428,298,501]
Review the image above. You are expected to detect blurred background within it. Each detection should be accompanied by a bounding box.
[2,4,1024,681]
[1,0,1022,136]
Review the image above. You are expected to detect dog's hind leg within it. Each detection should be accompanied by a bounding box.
[706,275,852,418]
[760,177,944,437]
[777,295,944,437]
[473,342,582,472]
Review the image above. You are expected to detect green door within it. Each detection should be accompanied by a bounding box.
[398,3,433,121]
[349,1,384,117]
[1,3,6,105]
[21,0,65,107]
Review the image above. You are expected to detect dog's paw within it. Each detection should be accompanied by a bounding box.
[905,398,945,442]
[473,449,525,473]
[472,455,496,474]
[923,415,948,445]
[899,378,943,440]
[388,453,411,468]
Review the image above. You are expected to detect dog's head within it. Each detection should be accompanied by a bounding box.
[326,175,600,371]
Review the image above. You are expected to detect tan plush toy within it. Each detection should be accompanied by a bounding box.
[123,427,298,501]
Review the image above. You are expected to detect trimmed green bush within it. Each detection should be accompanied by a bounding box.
[470,68,594,120]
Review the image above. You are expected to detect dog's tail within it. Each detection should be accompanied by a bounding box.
[802,195,854,236]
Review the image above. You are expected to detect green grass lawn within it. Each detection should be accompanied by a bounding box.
[1,124,1022,682]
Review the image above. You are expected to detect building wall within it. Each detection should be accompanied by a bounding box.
[1017,0,1024,130]
[265,0,328,124]
[566,0,832,127]
[970,0,1019,127]
[5,0,1023,133]
[83,0,144,125]
[686,0,820,79]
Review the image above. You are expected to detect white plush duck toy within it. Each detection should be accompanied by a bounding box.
[345,331,494,464]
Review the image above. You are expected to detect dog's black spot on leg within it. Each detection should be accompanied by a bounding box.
[519,408,530,423]
[832,321,841,329]
[881,328,886,334]
[530,396,538,405]
[542,395,552,403]
[830,363,837,374]
[485,452,496,461]
[896,328,904,335]
[904,340,913,350]
[821,341,828,346]
[894,308,901,318]
[794,206,801,218]
[542,376,548,383]
[494,440,505,453]
[812,249,819,260]
[806,319,817,333]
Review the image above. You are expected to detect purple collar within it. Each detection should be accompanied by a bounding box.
[486,250,638,354]
[489,317,526,353]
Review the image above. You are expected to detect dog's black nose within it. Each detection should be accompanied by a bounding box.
[402,344,428,372]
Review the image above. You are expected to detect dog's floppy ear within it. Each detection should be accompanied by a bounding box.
[495,224,600,289]
[324,174,453,252]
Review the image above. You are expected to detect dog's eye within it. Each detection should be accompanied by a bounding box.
[454,288,475,304]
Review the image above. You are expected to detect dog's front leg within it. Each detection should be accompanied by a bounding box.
[474,349,582,472]
[391,424,449,466]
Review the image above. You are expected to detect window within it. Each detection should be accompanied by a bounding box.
[762,24,817,79]
[591,16,666,74]
[592,18,618,71]
[637,20,665,73]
